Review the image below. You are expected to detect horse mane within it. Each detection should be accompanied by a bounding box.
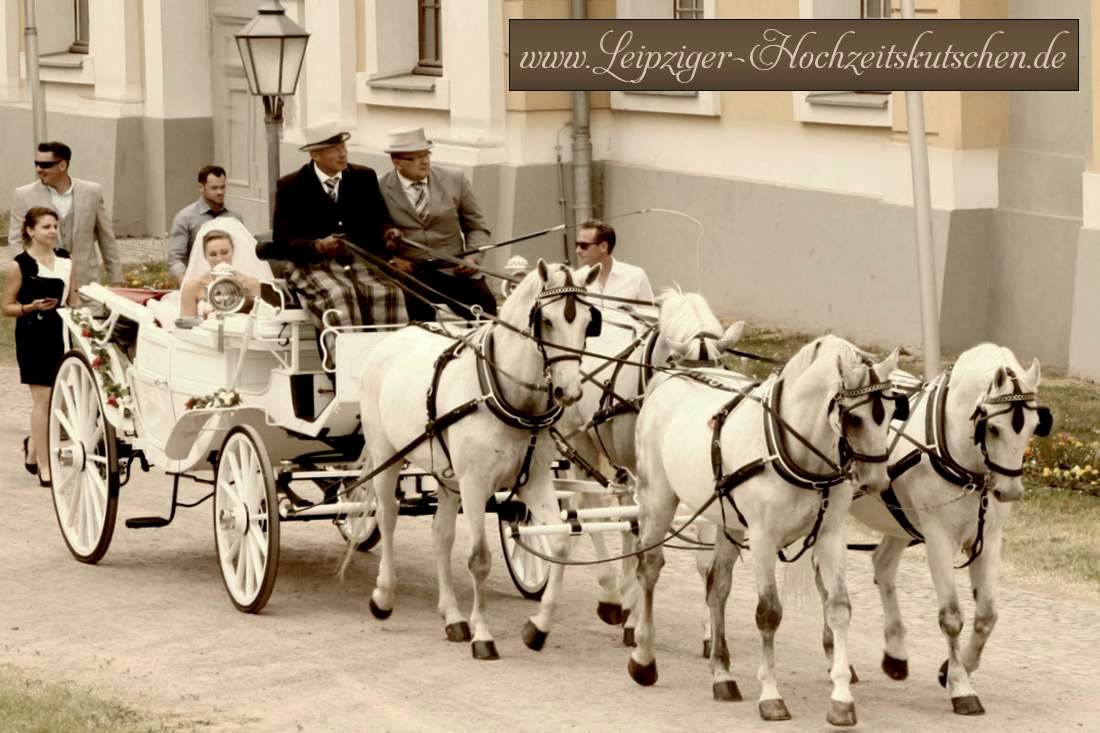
[498,262,571,328]
[655,287,722,344]
[952,342,1032,391]
[781,334,866,386]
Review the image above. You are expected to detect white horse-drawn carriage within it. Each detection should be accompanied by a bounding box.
[44,265,643,615]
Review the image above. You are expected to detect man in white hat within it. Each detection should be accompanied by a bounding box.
[260,126,406,361]
[378,127,496,321]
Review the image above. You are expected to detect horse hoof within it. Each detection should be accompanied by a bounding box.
[882,653,909,681]
[622,627,636,647]
[952,695,985,716]
[849,665,860,684]
[445,621,471,643]
[471,640,500,661]
[702,639,711,658]
[368,597,392,620]
[712,680,742,702]
[938,659,949,688]
[758,698,791,721]
[627,657,658,686]
[827,700,857,727]
[522,619,548,651]
[597,601,624,626]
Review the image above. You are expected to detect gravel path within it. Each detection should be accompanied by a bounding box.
[1,364,1098,732]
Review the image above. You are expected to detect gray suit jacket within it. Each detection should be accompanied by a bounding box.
[379,166,490,264]
[7,177,123,286]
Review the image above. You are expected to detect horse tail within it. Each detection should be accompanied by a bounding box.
[336,449,374,582]
[780,551,818,610]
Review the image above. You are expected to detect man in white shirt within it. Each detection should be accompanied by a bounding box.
[574,219,654,302]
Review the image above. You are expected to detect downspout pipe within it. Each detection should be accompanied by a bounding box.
[23,0,46,144]
[570,0,593,263]
[901,0,941,378]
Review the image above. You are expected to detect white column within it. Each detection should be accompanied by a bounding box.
[141,0,211,119]
[91,0,143,103]
[443,0,504,144]
[302,0,357,129]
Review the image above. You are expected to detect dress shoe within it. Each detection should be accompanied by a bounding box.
[23,436,38,475]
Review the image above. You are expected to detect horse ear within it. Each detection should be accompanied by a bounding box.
[877,347,900,380]
[993,366,1006,390]
[717,321,745,352]
[666,336,692,356]
[1025,357,1042,389]
[536,258,549,283]
[582,262,601,287]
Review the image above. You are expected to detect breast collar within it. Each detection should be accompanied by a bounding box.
[476,325,564,430]
[762,376,849,491]
[922,367,988,489]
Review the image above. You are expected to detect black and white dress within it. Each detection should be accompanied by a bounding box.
[15,249,72,386]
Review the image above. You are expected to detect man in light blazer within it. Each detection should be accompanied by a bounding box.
[7,141,123,288]
[379,127,497,322]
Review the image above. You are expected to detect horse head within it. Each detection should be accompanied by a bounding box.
[827,346,901,495]
[500,260,600,407]
[961,348,1047,502]
[655,288,745,367]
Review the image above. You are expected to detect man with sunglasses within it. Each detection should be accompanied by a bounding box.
[7,141,122,288]
[574,220,654,303]
[378,127,497,322]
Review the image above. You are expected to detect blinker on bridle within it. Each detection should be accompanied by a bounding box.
[833,366,908,467]
[969,367,1053,478]
[527,284,603,368]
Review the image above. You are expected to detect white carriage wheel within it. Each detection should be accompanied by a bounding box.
[213,426,280,614]
[48,351,120,564]
[331,477,381,552]
[498,506,551,601]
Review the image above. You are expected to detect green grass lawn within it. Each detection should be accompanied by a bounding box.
[0,665,206,733]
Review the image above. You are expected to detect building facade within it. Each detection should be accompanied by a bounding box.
[0,0,1097,376]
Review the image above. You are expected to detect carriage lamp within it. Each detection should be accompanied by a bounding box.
[207,276,248,315]
[235,0,310,227]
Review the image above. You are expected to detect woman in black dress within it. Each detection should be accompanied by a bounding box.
[2,207,78,486]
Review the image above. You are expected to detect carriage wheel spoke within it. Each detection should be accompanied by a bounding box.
[55,396,78,440]
[55,467,78,496]
[85,466,106,521]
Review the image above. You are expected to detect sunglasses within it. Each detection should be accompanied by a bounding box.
[394,152,431,161]
[575,240,600,250]
[35,160,61,169]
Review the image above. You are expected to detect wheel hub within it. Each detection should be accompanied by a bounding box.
[218,503,250,536]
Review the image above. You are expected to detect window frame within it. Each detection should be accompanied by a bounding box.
[69,0,89,54]
[673,0,704,20]
[414,0,442,76]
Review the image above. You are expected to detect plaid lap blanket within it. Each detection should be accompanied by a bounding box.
[287,259,407,330]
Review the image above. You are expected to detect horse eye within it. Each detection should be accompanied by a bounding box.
[542,317,552,330]
[844,413,863,429]
[989,425,1000,438]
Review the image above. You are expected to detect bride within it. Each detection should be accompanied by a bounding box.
[179,219,274,317]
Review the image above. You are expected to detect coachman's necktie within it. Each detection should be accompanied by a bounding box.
[324,177,338,202]
[412,181,430,222]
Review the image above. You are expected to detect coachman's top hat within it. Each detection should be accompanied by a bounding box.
[383,127,433,154]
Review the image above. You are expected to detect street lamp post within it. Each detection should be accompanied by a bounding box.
[235,0,309,229]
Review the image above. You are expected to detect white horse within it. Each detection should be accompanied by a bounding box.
[630,335,899,726]
[357,260,599,659]
[846,343,1050,715]
[560,288,744,629]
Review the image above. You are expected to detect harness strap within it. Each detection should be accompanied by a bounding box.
[777,486,831,564]
[708,389,760,550]
[927,366,985,489]
[550,427,613,489]
[338,397,482,496]
[878,485,925,543]
[956,487,990,569]
[426,340,465,478]
[765,379,848,490]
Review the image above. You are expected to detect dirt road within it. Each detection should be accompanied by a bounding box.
[2,366,1098,732]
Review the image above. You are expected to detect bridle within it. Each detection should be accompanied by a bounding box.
[526,284,602,373]
[833,367,910,468]
[970,367,1052,478]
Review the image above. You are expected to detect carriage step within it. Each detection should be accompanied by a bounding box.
[125,516,172,529]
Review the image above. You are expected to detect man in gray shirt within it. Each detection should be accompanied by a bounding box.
[168,165,241,283]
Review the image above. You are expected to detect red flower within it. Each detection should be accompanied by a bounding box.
[185,398,195,409]
[107,396,118,407]
[81,329,92,338]
[92,357,103,369]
